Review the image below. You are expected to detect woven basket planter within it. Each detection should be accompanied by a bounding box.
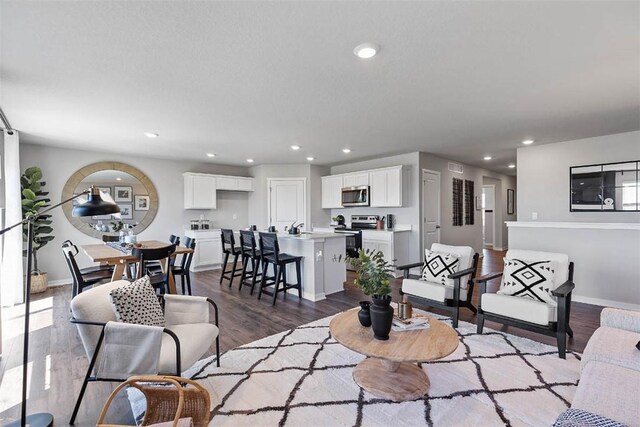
[30,273,48,294]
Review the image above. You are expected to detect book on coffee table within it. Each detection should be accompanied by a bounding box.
[392,316,430,332]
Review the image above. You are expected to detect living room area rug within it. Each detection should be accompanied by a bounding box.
[128,309,581,426]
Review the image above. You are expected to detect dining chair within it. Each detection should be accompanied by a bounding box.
[172,237,196,295]
[62,242,112,297]
[131,244,177,294]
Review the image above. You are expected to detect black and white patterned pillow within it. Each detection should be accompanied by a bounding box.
[421,250,460,286]
[109,276,165,327]
[498,258,556,305]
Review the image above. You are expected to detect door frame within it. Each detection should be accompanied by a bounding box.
[267,177,308,230]
[421,168,441,254]
[482,184,497,248]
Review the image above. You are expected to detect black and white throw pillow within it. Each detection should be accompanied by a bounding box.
[109,276,165,327]
[421,250,460,286]
[498,258,557,305]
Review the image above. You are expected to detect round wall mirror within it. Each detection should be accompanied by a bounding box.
[62,162,159,238]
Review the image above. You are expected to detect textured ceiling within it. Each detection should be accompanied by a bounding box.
[1,1,639,175]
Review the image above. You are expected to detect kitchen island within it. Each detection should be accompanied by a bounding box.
[272,232,349,302]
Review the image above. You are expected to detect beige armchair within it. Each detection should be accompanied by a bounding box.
[69,280,220,425]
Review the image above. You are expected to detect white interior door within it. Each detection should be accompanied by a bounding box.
[268,178,306,232]
[482,185,495,246]
[422,170,441,251]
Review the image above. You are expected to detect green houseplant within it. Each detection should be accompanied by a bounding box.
[346,248,395,339]
[21,166,54,293]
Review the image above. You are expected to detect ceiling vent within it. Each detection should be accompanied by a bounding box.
[448,162,464,174]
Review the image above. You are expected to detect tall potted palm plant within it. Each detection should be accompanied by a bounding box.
[346,249,395,340]
[21,166,55,293]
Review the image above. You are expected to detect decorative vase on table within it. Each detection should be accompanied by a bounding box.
[358,301,372,327]
[370,295,394,340]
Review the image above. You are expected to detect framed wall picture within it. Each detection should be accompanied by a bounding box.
[134,195,150,211]
[114,186,133,202]
[507,189,515,215]
[118,204,133,219]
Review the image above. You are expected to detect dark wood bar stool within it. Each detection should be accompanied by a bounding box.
[257,232,303,305]
[239,230,263,294]
[220,229,242,288]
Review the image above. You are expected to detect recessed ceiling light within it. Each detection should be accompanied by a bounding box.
[354,43,379,59]
[522,139,534,145]
[342,148,351,153]
[206,153,216,158]
[144,132,159,138]
[508,164,516,169]
[246,158,254,163]
[306,156,315,161]
[291,145,301,150]
[483,156,492,161]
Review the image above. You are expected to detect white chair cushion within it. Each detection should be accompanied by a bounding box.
[430,243,475,289]
[71,280,129,360]
[498,258,557,306]
[421,250,460,286]
[402,278,468,303]
[481,293,556,326]
[506,249,569,288]
[158,323,219,374]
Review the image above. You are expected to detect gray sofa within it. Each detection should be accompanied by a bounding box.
[570,308,640,426]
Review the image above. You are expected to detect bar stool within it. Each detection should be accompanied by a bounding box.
[239,230,262,294]
[220,229,242,288]
[258,232,303,305]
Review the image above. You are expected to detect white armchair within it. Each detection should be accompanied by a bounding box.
[476,249,575,358]
[69,280,220,425]
[398,243,480,328]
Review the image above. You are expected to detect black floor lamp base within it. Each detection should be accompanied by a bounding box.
[5,413,54,427]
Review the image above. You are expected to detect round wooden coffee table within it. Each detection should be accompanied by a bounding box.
[329,308,458,401]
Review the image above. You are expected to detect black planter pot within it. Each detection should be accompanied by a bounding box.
[358,301,372,327]
[370,295,393,340]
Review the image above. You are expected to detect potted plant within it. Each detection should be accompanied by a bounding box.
[346,248,395,340]
[21,166,55,293]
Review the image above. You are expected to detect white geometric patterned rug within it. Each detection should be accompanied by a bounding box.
[129,309,582,427]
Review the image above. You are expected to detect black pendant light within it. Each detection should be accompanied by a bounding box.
[72,186,121,217]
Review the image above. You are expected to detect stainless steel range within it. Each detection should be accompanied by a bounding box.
[334,215,378,262]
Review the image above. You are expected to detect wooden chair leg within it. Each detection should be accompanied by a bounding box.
[257,260,268,300]
[239,255,249,290]
[477,312,484,334]
[272,265,282,306]
[282,266,288,300]
[567,324,574,338]
[557,329,567,359]
[250,258,259,295]
[228,254,239,288]
[296,260,302,299]
[219,252,229,284]
[180,274,186,294]
[452,306,459,328]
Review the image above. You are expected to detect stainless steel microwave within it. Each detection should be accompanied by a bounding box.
[341,186,370,207]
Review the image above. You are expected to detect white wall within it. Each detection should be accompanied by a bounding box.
[20,143,251,282]
[247,164,331,230]
[517,130,640,222]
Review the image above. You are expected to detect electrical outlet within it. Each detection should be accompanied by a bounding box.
[232,213,237,220]
[531,212,538,220]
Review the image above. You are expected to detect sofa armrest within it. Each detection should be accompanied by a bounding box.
[600,308,640,333]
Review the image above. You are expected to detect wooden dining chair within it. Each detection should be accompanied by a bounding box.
[131,244,177,294]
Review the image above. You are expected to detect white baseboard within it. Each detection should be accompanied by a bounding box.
[573,295,640,311]
[47,279,71,287]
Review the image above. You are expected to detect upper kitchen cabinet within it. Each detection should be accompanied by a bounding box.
[184,172,217,209]
[369,166,403,207]
[321,175,344,208]
[342,172,369,188]
[216,176,254,192]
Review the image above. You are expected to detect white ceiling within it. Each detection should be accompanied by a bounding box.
[1,1,638,175]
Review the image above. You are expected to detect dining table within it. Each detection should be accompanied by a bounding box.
[80,240,194,294]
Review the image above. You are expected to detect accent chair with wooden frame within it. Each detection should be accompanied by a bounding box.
[476,249,575,359]
[69,280,220,425]
[398,243,480,328]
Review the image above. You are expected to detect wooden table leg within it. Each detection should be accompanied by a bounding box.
[111,262,125,281]
[352,357,429,401]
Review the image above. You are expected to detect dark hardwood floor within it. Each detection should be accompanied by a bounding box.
[0,249,602,426]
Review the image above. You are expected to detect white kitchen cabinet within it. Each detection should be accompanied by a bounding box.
[342,172,369,188]
[321,175,344,208]
[216,176,254,192]
[183,173,217,209]
[185,230,222,271]
[369,166,403,207]
[361,229,410,277]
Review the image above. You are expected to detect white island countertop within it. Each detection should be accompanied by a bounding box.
[276,232,352,240]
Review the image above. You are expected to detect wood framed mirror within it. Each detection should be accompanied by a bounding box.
[62,162,159,238]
